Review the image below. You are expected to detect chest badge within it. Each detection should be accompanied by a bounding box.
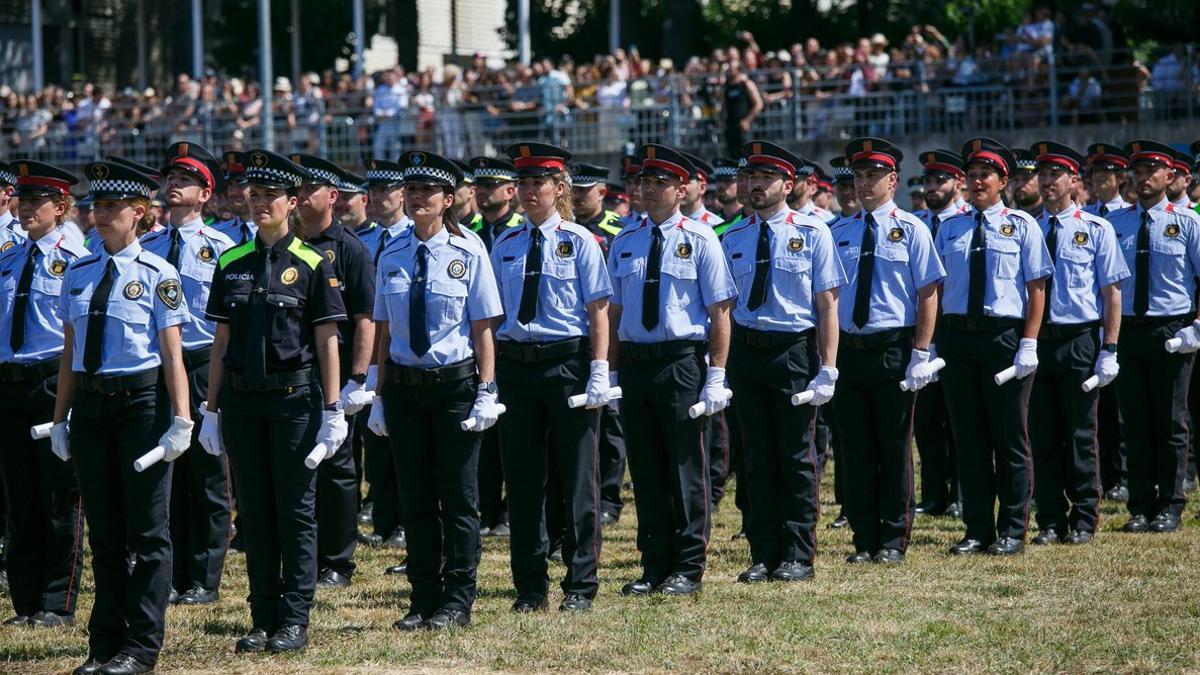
[675,242,692,259]
[1073,231,1089,245]
[1165,223,1180,238]
[324,249,336,264]
[1000,223,1015,237]
[123,280,145,300]
[556,240,573,258]
[0,242,13,253]
[447,259,467,279]
[197,246,214,262]
[888,227,904,242]
[281,267,299,285]
[788,237,804,252]
[156,279,182,310]
[49,259,67,277]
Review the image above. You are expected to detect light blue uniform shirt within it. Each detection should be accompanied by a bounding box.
[0,228,90,364]
[374,227,502,368]
[916,201,970,240]
[617,211,644,231]
[372,217,415,261]
[1038,204,1129,325]
[722,207,846,332]
[935,201,1053,318]
[609,212,737,343]
[58,241,191,375]
[831,201,946,334]
[0,213,27,252]
[1109,198,1200,317]
[492,213,612,342]
[797,202,837,225]
[212,217,257,245]
[1082,196,1130,219]
[140,217,236,351]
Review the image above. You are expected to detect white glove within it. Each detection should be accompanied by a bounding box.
[1170,320,1200,353]
[1014,337,1039,379]
[698,366,733,416]
[50,421,70,462]
[198,402,224,456]
[316,409,349,459]
[367,396,388,436]
[904,348,936,392]
[584,360,613,409]
[1095,349,1120,387]
[340,379,373,416]
[805,366,838,406]
[466,386,502,431]
[365,364,379,392]
[159,416,195,462]
[928,344,941,382]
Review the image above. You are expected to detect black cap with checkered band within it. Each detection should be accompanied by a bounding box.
[243,149,308,188]
[84,160,158,200]
[399,150,463,188]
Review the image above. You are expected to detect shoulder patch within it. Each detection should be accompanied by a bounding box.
[495,228,524,247]
[156,278,183,309]
[288,238,324,270]
[218,240,255,269]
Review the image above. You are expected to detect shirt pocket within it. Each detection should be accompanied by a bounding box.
[30,274,63,298]
[107,299,153,342]
[542,260,578,308]
[985,237,1021,280]
[1057,245,1094,289]
[612,256,644,302]
[1151,237,1187,280]
[875,242,910,265]
[661,261,698,308]
[179,259,215,314]
[430,279,468,324]
[774,254,812,302]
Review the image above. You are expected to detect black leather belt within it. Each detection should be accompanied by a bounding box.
[618,340,703,362]
[1122,313,1191,326]
[941,314,1024,332]
[77,369,158,395]
[498,337,587,363]
[840,327,913,350]
[225,367,314,392]
[385,358,476,386]
[734,326,813,349]
[182,346,213,371]
[0,357,60,383]
[1040,321,1099,340]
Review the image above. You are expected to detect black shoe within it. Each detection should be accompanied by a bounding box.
[873,548,904,564]
[655,574,702,595]
[229,526,243,553]
[1122,515,1150,533]
[167,588,180,605]
[29,610,74,627]
[357,502,374,525]
[914,501,947,516]
[177,586,219,605]
[99,653,153,675]
[1149,512,1181,533]
[737,563,770,582]
[72,658,105,675]
[987,537,1024,556]
[1032,528,1063,545]
[316,568,352,588]
[2,615,29,626]
[1064,530,1094,545]
[621,577,661,596]
[384,528,407,549]
[1104,485,1129,502]
[425,608,470,630]
[949,538,988,555]
[486,522,511,537]
[771,561,815,582]
[384,558,408,576]
[826,514,848,529]
[730,528,746,541]
[511,594,548,613]
[845,551,873,564]
[559,594,592,611]
[235,628,269,653]
[357,532,384,547]
[266,624,307,653]
[600,511,619,527]
[945,502,963,519]
[393,612,428,631]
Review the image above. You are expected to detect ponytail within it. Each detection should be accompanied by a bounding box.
[442,185,465,237]
[551,171,574,222]
[128,197,157,236]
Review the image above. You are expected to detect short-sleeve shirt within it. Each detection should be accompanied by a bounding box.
[1037,204,1129,324]
[1108,198,1200,317]
[301,221,376,370]
[0,228,90,364]
[140,218,236,351]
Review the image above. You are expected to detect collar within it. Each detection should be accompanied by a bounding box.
[757,205,794,226]
[934,202,963,220]
[414,226,450,253]
[1137,197,1170,217]
[310,221,346,242]
[174,217,205,236]
[1103,196,1128,210]
[255,231,296,256]
[685,207,710,222]
[386,216,413,234]
[974,200,1007,220]
[1048,202,1078,220]
[530,211,562,234]
[862,200,897,223]
[483,209,514,229]
[353,221,376,236]
[1172,195,1192,209]
[98,239,143,271]
[648,211,684,230]
[31,228,68,256]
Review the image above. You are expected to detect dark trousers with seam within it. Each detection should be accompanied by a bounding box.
[0,374,83,618]
[704,411,731,507]
[939,325,1034,542]
[382,375,481,614]
[728,335,820,566]
[913,379,960,506]
[316,381,359,577]
[597,406,627,517]
[1030,329,1101,533]
[622,350,710,581]
[1098,384,1127,490]
[1118,317,1192,519]
[360,414,404,537]
[72,382,171,666]
[497,352,601,599]
[830,336,916,554]
[477,426,508,528]
[221,383,321,630]
[169,357,232,592]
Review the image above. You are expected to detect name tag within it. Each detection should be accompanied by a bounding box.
[619,251,632,259]
[731,252,743,259]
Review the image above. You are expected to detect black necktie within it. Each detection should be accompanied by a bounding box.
[1134,210,1151,316]
[1099,204,1109,218]
[1044,216,1059,320]
[852,213,877,328]
[747,218,770,311]
[410,244,431,356]
[167,227,182,269]
[240,220,252,244]
[967,212,987,319]
[243,248,273,385]
[517,229,542,324]
[642,225,664,330]
[9,244,38,354]
[376,230,394,264]
[930,214,941,240]
[83,258,117,374]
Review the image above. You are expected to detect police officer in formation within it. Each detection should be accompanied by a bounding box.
[213,152,256,245]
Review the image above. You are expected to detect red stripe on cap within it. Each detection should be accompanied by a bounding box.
[924,162,964,178]
[1173,160,1192,173]
[171,157,214,189]
[694,170,708,182]
[967,151,1008,175]
[1036,154,1080,174]
[1089,154,1128,169]
[1130,151,1173,166]
[851,151,897,168]
[642,158,690,182]
[513,157,567,172]
[17,176,70,194]
[817,180,833,191]
[622,163,641,176]
[747,154,796,177]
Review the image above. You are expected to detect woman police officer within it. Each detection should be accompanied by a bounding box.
[52,160,195,675]
[366,150,503,631]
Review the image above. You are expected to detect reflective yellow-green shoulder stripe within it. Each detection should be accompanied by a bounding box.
[598,210,622,236]
[217,239,256,269]
[288,237,324,270]
[505,213,524,228]
[468,213,485,232]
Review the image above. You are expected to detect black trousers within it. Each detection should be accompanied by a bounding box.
[913,379,960,506]
[0,374,83,618]
[704,411,732,507]
[1030,329,1101,533]
[221,383,321,631]
[622,349,710,581]
[169,357,232,593]
[1188,362,1200,481]
[939,325,1034,542]
[72,381,171,666]
[359,414,404,537]
[597,405,627,518]
[477,426,508,528]
[1117,317,1192,519]
[382,374,481,614]
[497,351,601,599]
[728,335,820,567]
[316,389,359,577]
[830,336,916,554]
[1097,384,1127,491]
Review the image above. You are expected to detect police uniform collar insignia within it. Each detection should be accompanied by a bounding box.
[888,227,904,241]
[1165,223,1180,237]
[1000,223,1015,236]
[788,237,804,252]
[675,242,692,258]
[281,266,299,285]
[324,249,336,264]
[447,259,467,278]
[156,279,182,309]
[123,280,145,300]
[50,259,67,276]
[198,246,214,262]
[1073,231,1088,245]
[556,239,573,257]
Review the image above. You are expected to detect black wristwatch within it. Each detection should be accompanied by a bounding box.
[1102,343,1118,354]
[478,381,497,394]
[350,373,367,385]
[323,401,344,412]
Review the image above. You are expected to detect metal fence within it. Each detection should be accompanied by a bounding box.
[4,46,1197,173]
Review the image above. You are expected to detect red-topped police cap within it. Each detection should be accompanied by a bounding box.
[961,137,1014,176]
[505,141,572,177]
[1124,140,1175,168]
[738,140,802,178]
[637,143,695,183]
[621,154,641,178]
[1086,143,1128,170]
[1031,141,1084,174]
[11,159,78,198]
[919,148,964,179]
[1169,147,1193,174]
[604,182,629,202]
[679,151,714,182]
[224,150,247,179]
[160,141,218,191]
[845,137,903,171]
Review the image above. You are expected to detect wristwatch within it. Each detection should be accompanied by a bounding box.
[323,401,344,412]
[1101,343,1118,354]
[478,381,497,395]
[350,373,367,385]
